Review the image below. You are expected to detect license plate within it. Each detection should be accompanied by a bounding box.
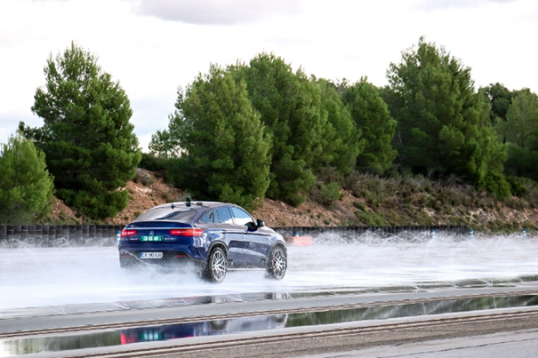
[141,236,163,242]
[140,252,163,259]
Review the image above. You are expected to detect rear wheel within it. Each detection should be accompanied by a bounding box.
[204,247,227,283]
[266,246,287,280]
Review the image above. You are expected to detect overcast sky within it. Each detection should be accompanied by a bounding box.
[1,0,537,151]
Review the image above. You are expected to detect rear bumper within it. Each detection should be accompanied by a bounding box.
[119,250,205,268]
[118,242,207,268]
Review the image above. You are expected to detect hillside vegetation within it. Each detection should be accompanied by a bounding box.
[3,39,538,232]
[46,169,538,234]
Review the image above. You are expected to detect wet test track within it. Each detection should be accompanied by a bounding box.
[1,232,538,357]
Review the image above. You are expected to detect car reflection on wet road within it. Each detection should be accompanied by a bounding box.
[2,294,538,356]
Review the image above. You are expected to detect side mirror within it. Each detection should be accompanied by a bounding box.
[257,219,265,228]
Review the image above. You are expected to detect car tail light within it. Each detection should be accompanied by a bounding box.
[169,229,204,237]
[121,229,137,237]
[120,333,136,344]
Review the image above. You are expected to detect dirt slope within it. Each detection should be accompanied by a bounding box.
[47,169,538,231]
[48,169,183,225]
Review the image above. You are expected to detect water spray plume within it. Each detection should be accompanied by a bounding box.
[0,231,537,315]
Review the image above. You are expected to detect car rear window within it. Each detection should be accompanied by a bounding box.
[135,208,198,222]
[202,210,218,223]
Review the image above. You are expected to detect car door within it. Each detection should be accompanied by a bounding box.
[230,207,271,267]
[200,209,223,258]
[215,206,248,268]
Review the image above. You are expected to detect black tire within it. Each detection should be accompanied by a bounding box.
[266,246,287,280]
[204,247,227,283]
[209,319,228,331]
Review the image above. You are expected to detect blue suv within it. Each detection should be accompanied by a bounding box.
[118,201,287,283]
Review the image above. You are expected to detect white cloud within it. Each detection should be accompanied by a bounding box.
[133,0,300,25]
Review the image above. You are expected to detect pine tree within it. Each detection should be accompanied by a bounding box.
[386,38,509,197]
[343,78,397,175]
[20,42,141,219]
[162,66,271,211]
[315,78,362,176]
[482,83,515,125]
[230,53,326,206]
[0,133,54,224]
[498,89,538,181]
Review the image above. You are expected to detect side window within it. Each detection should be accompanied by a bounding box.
[230,207,255,227]
[202,210,216,223]
[216,207,233,224]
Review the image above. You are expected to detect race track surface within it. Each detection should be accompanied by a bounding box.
[1,233,538,357]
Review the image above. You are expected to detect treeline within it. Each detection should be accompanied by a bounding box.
[147,57,397,211]
[1,38,538,224]
[147,38,538,211]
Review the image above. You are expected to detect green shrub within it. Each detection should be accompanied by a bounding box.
[317,167,346,186]
[353,201,367,211]
[504,196,528,210]
[137,171,156,186]
[505,176,528,197]
[139,153,167,173]
[355,209,387,226]
[311,182,342,207]
[321,182,342,205]
[0,134,54,224]
[481,171,511,200]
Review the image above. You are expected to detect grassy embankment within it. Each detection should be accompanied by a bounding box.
[322,170,538,233]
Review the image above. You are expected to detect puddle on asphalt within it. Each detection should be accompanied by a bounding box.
[0,279,523,321]
[1,295,537,356]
